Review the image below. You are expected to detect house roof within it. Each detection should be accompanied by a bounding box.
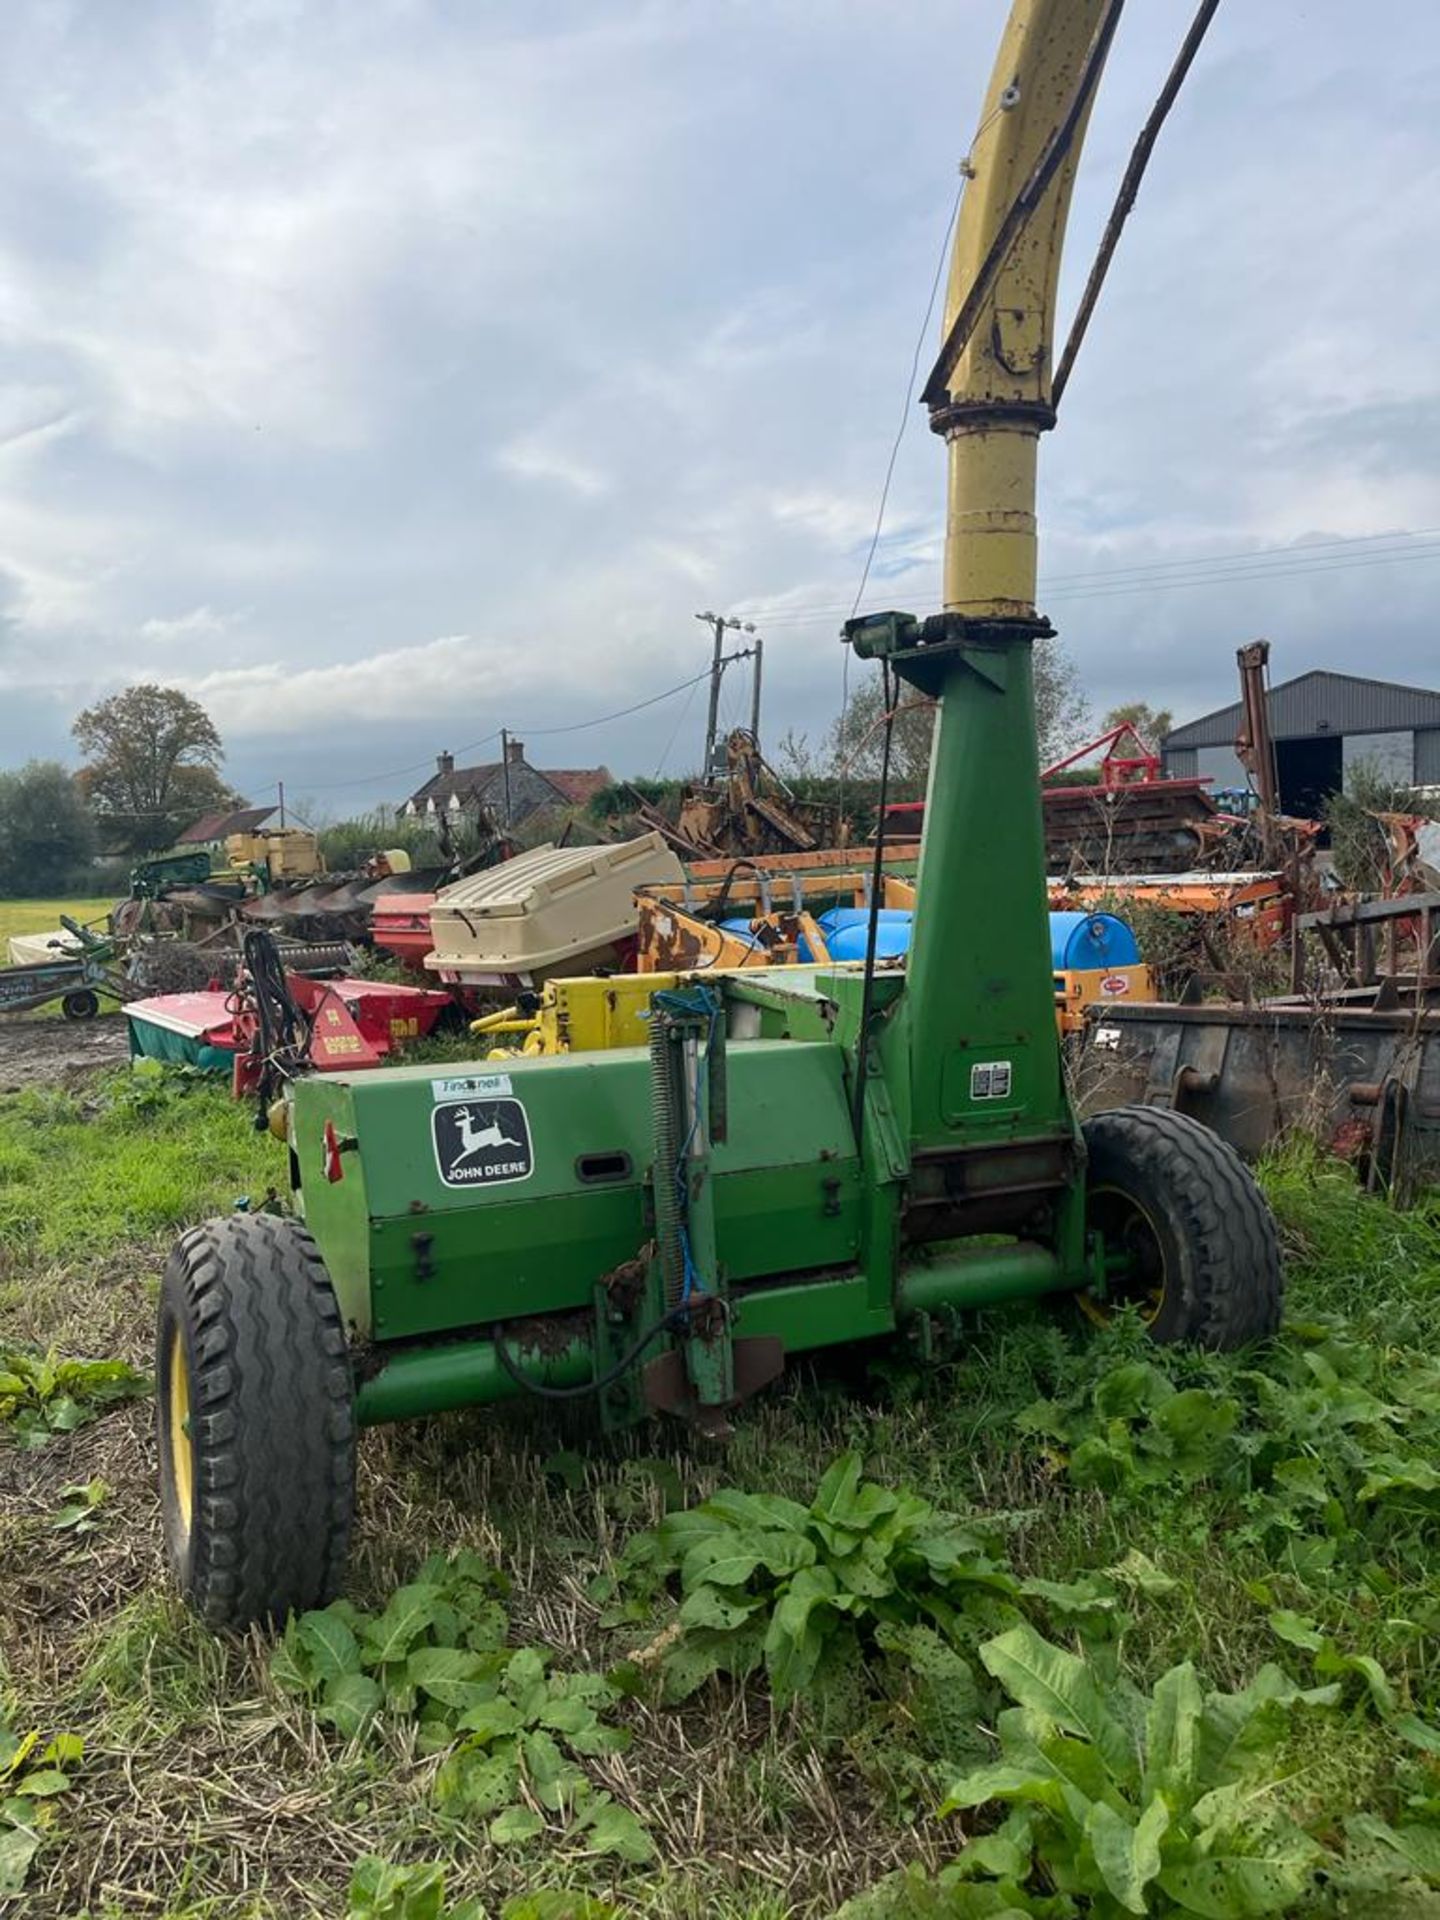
[544,767,612,807]
[176,805,275,845]
[403,759,611,811]
[406,763,502,809]
[1165,670,1440,751]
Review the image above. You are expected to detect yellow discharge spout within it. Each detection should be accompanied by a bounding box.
[928,0,1120,616]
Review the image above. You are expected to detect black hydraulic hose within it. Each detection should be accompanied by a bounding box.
[490,1304,692,1402]
[921,0,1126,411]
[1052,0,1222,407]
[850,661,897,1146]
[709,858,766,924]
[241,928,311,1123]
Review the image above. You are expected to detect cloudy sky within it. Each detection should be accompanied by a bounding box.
[3,0,1439,817]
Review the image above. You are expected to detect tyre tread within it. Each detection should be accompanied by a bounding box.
[1084,1104,1283,1350]
[157,1215,355,1628]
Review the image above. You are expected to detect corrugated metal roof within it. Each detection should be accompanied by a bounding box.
[175,805,276,844]
[1164,671,1440,750]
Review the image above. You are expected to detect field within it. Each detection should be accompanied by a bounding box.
[0,899,116,945]
[3,1045,1440,1918]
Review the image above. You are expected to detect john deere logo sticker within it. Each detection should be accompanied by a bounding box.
[432,1099,533,1188]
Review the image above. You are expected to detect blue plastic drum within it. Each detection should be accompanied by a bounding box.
[1048,911,1141,972]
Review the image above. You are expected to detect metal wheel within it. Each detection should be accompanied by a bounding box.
[1083,1183,1168,1327]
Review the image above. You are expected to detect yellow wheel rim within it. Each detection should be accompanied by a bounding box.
[167,1332,194,1538]
[1082,1184,1167,1329]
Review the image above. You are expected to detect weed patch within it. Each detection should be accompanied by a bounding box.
[0,1713,83,1896]
[0,1347,148,1447]
[275,1552,652,1862]
[0,1066,278,1264]
[4,1067,1440,1915]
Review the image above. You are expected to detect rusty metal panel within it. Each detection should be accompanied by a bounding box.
[1078,1001,1440,1202]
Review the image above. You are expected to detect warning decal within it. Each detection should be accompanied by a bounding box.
[432,1099,533,1188]
[970,1060,1013,1102]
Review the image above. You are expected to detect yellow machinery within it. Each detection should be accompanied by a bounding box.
[1053,960,1153,1035]
[224,827,325,880]
[471,973,682,1057]
[473,954,1154,1057]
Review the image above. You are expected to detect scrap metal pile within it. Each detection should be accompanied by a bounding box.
[110,828,511,962]
[628,729,843,859]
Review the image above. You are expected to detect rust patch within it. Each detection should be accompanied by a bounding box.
[507,1309,591,1359]
[601,1242,653,1317]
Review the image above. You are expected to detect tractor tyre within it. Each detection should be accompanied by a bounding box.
[1081,1105,1282,1350]
[61,990,99,1021]
[156,1214,356,1629]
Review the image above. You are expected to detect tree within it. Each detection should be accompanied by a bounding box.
[72,685,236,853]
[826,633,1091,792]
[0,761,97,897]
[1034,635,1092,766]
[828,679,937,794]
[1102,700,1173,751]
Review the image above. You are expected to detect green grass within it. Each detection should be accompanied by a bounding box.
[1,1070,1439,1917]
[0,897,116,945]
[1,895,123,1019]
[0,1072,276,1267]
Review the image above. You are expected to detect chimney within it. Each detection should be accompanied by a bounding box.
[437,750,455,776]
[505,738,525,766]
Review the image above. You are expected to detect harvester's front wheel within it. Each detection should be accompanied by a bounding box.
[157,1215,355,1629]
[1081,1106,1282,1350]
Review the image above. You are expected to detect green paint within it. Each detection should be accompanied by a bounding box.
[291,610,1105,1432]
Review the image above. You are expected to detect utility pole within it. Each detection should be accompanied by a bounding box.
[695,611,758,777]
[499,728,513,828]
[750,637,764,746]
[278,780,286,828]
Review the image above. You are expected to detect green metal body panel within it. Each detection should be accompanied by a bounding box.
[290,620,1101,1430]
[293,1040,864,1346]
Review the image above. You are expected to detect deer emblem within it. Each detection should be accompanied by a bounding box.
[450,1105,523,1166]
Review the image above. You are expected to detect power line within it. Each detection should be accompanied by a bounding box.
[840,163,973,820]
[848,181,968,623]
[265,665,722,808]
[1048,527,1440,589]
[735,527,1440,629]
[653,675,703,778]
[1047,541,1440,603]
[520,665,717,737]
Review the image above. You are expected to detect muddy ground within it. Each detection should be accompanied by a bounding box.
[0,1013,132,1093]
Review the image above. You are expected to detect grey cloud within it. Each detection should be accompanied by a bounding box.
[3,0,1440,801]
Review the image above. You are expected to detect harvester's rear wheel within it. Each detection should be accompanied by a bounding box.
[1081,1106,1282,1350]
[156,1215,355,1628]
[61,990,99,1021]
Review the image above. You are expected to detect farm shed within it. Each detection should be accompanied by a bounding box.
[1162,669,1440,816]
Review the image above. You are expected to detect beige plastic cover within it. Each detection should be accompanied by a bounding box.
[425,832,685,979]
[7,930,82,967]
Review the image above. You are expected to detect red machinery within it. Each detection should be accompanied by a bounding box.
[369,891,443,970]
[126,971,453,1097]
[882,721,1244,875]
[232,973,453,1094]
